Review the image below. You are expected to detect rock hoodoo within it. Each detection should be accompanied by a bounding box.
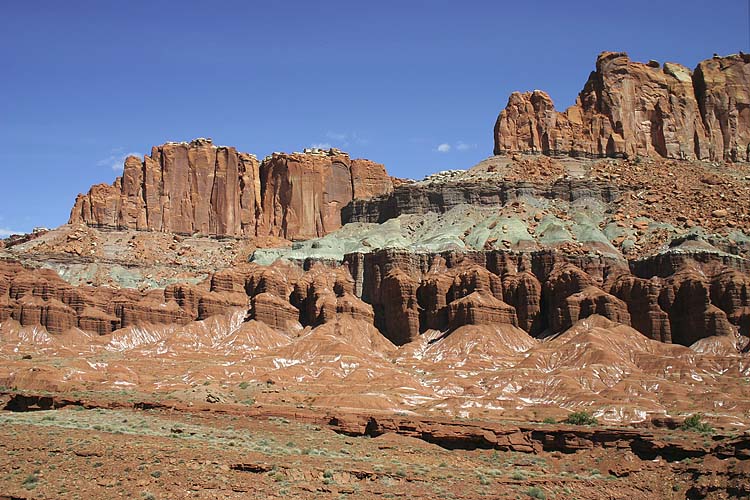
[70,140,393,239]
[494,52,750,161]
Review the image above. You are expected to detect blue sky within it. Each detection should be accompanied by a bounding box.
[1,0,747,234]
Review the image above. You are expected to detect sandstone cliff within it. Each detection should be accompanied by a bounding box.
[70,140,392,239]
[494,52,750,161]
[258,151,391,240]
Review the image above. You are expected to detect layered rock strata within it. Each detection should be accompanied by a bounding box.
[339,248,747,346]
[2,240,747,348]
[343,178,624,224]
[70,140,392,239]
[494,52,750,161]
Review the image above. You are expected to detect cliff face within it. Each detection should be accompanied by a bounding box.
[494,52,750,161]
[70,140,392,239]
[258,152,391,240]
[70,139,262,237]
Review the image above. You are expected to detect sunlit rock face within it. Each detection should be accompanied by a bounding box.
[494,52,750,162]
[69,140,392,239]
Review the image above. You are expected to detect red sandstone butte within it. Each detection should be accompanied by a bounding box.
[494,52,750,161]
[70,140,393,240]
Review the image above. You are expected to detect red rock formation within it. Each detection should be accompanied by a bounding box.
[291,266,373,326]
[610,276,671,342]
[14,295,77,334]
[562,286,631,331]
[694,54,750,161]
[70,138,262,236]
[494,52,750,161]
[0,295,12,322]
[77,307,120,336]
[70,141,392,239]
[544,264,596,332]
[448,266,504,303]
[710,268,750,335]
[417,274,453,332]
[333,293,375,324]
[248,293,300,330]
[379,269,420,345]
[2,243,746,347]
[258,150,392,240]
[503,272,543,335]
[0,261,245,335]
[350,159,393,199]
[447,292,518,328]
[119,297,193,328]
[659,269,736,345]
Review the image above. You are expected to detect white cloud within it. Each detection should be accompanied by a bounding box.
[456,141,476,151]
[0,228,23,238]
[435,141,477,153]
[323,131,368,148]
[309,143,332,150]
[97,149,142,172]
[326,131,348,142]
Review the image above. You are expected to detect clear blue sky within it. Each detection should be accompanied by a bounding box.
[1,0,747,234]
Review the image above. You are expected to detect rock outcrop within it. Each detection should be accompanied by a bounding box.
[344,177,622,224]
[1,235,747,347]
[258,150,392,240]
[494,52,750,161]
[70,138,262,236]
[70,140,392,239]
[0,260,243,335]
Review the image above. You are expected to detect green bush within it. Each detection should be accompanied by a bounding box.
[563,411,598,426]
[542,417,556,424]
[680,414,714,435]
[22,474,38,490]
[526,486,546,499]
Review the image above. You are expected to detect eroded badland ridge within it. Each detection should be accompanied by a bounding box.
[1,52,750,499]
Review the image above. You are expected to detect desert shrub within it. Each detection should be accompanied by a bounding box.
[22,474,38,490]
[511,470,525,480]
[563,411,598,426]
[526,486,546,499]
[680,414,714,434]
[542,417,556,424]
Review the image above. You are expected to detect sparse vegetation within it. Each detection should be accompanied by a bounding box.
[511,471,526,480]
[564,411,598,426]
[680,414,714,435]
[22,473,38,490]
[525,486,546,499]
